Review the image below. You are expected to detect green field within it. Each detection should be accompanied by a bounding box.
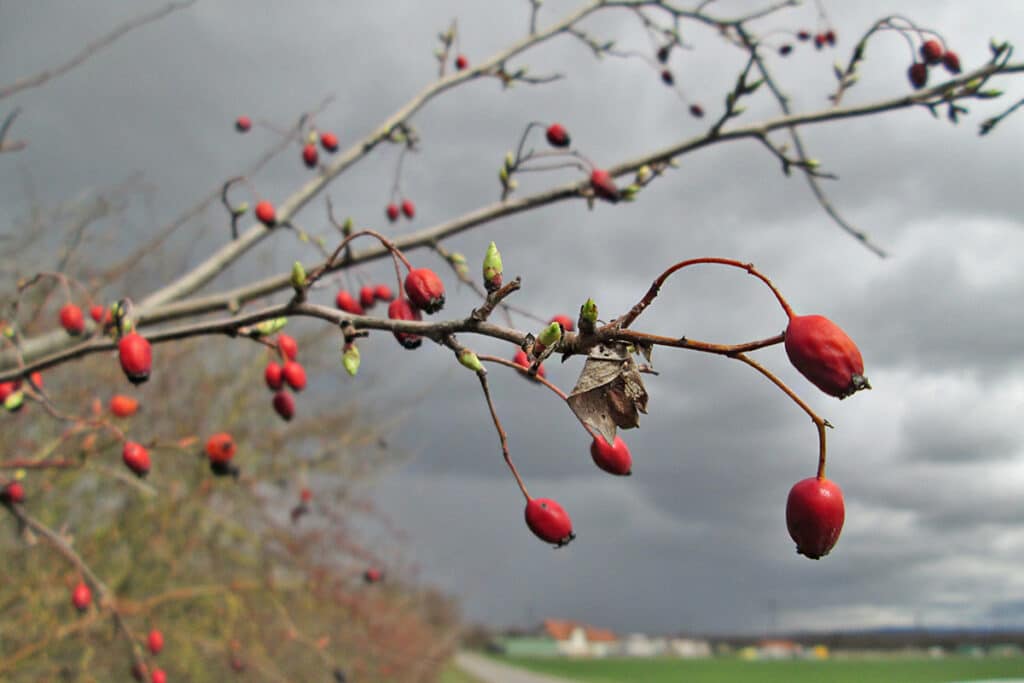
[500,655,1024,683]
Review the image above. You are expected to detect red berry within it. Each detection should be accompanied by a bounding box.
[589,435,633,476]
[785,314,870,399]
[455,54,469,70]
[814,33,825,49]
[151,668,167,683]
[255,200,276,227]
[374,284,395,302]
[282,361,307,391]
[118,333,152,385]
[942,50,961,74]
[0,381,17,402]
[825,29,836,46]
[796,30,810,41]
[545,123,571,148]
[205,432,236,464]
[404,268,446,314]
[401,199,416,219]
[512,349,546,379]
[920,39,944,65]
[320,131,339,152]
[59,304,85,336]
[29,371,42,388]
[235,116,251,133]
[387,298,423,350]
[272,391,295,421]
[363,568,383,584]
[335,290,365,315]
[300,487,313,503]
[908,62,928,89]
[524,498,575,547]
[89,304,105,324]
[72,581,92,612]
[147,629,164,655]
[2,481,25,504]
[386,203,400,222]
[110,394,140,417]
[589,169,620,203]
[548,314,575,333]
[689,103,705,118]
[359,286,376,310]
[264,361,283,391]
[276,334,298,361]
[786,477,845,560]
[302,143,319,168]
[122,441,151,477]
[660,69,674,86]
[779,44,793,56]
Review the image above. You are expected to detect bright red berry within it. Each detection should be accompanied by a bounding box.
[387,298,423,350]
[147,629,164,655]
[110,394,140,417]
[513,349,546,379]
[60,304,85,336]
[72,581,92,612]
[401,199,416,219]
[118,333,152,385]
[404,268,446,314]
[122,441,151,477]
[0,381,17,402]
[455,54,469,70]
[590,435,633,476]
[151,668,167,683]
[302,143,319,168]
[205,432,236,464]
[29,371,42,388]
[282,361,307,391]
[374,284,395,302]
[785,314,869,399]
[300,487,313,503]
[590,169,620,203]
[524,498,575,547]
[235,116,251,133]
[255,200,276,226]
[2,481,24,504]
[386,203,400,222]
[335,290,365,315]
[545,123,571,148]
[272,391,295,421]
[920,39,944,64]
[813,33,826,49]
[908,62,928,89]
[276,334,298,361]
[320,131,339,152]
[549,314,575,332]
[942,50,961,74]
[264,361,284,391]
[89,304,106,324]
[359,286,376,310]
[786,477,845,560]
[689,103,705,118]
[363,568,383,584]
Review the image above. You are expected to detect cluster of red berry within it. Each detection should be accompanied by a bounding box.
[385,198,416,222]
[908,39,962,90]
[264,334,306,422]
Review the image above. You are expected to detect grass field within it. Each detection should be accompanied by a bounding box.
[500,655,1024,683]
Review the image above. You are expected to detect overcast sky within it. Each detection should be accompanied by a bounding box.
[3,0,1024,636]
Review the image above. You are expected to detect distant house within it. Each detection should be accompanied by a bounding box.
[755,639,804,659]
[541,619,619,658]
[622,633,665,657]
[668,637,713,658]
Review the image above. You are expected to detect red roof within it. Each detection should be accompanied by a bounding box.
[542,619,618,643]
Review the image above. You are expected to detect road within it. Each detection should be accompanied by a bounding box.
[453,652,575,683]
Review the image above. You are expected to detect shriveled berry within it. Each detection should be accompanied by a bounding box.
[118,333,152,385]
[335,290,365,316]
[205,432,236,464]
[276,334,298,361]
[545,123,570,148]
[386,203,400,222]
[359,286,376,310]
[525,497,575,547]
[320,131,339,152]
[282,361,307,391]
[513,349,546,379]
[374,284,395,302]
[401,199,416,219]
[589,169,620,203]
[60,304,85,336]
[908,62,928,89]
[404,268,446,314]
[920,39,944,64]
[147,629,164,655]
[264,361,284,391]
[590,435,633,476]
[942,50,961,74]
[255,200,276,226]
[110,394,140,417]
[235,116,251,132]
[2,481,24,504]
[786,477,845,560]
[72,581,92,612]
[387,298,422,350]
[122,441,151,477]
[272,391,295,421]
[784,314,869,399]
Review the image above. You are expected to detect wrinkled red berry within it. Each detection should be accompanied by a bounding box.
[359,286,376,310]
[525,497,575,547]
[920,39,944,64]
[264,362,283,391]
[942,50,961,74]
[387,298,422,350]
[60,304,85,336]
[545,123,570,148]
[455,54,469,70]
[512,349,546,379]
[908,62,928,89]
[335,290,365,316]
[786,477,845,560]
[590,435,633,476]
[122,441,151,477]
[2,481,24,504]
[72,581,92,612]
[590,169,620,203]
[401,199,416,219]
[147,629,164,655]
[320,131,339,152]
[110,394,140,417]
[255,200,276,226]
[374,284,395,302]
[386,203,400,222]
[302,143,318,168]
[784,314,869,399]
[235,116,251,133]
[118,333,152,385]
[404,268,446,314]
[272,391,295,421]
[282,361,307,391]
[276,334,298,361]
[205,432,236,464]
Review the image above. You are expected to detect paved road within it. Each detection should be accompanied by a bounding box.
[454,652,575,683]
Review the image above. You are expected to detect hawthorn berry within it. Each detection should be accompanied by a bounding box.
[786,476,845,559]
[254,200,276,226]
[264,361,284,391]
[796,30,811,41]
[118,333,153,385]
[387,298,423,350]
[656,44,671,63]
[359,286,376,310]
[401,199,416,219]
[590,169,620,203]
[525,497,575,547]
[151,668,167,683]
[235,116,251,132]
[814,33,826,49]
[302,143,319,168]
[0,381,17,403]
[282,361,307,391]
[404,268,446,313]
[455,54,469,70]
[785,314,869,399]
[363,568,383,584]
[374,284,395,302]
[920,39,944,65]
[660,69,675,86]
[942,50,961,74]
[549,314,575,333]
[513,348,546,379]
[320,131,339,152]
[825,29,837,46]
[122,441,151,478]
[272,391,295,421]
[590,434,633,476]
[147,628,164,655]
[2,481,24,504]
[277,333,299,361]
[89,304,106,324]
[205,432,236,464]
[545,123,570,148]
[779,44,793,56]
[72,581,92,612]
[908,62,928,89]
[386,203,400,222]
[335,290,365,316]
[300,487,313,503]
[110,394,140,417]
[29,371,42,388]
[689,103,705,118]
[59,304,85,336]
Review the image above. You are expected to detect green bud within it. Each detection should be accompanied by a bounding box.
[342,344,360,376]
[505,151,515,168]
[580,298,598,324]
[537,321,562,348]
[4,390,24,412]
[499,166,510,184]
[2,325,14,339]
[342,217,354,236]
[458,349,484,373]
[635,165,652,183]
[290,261,307,291]
[621,184,640,201]
[483,242,503,291]
[507,178,518,191]
[232,201,250,216]
[451,252,469,278]
[805,158,820,169]
[256,317,288,337]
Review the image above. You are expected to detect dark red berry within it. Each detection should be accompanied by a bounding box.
[235,116,251,133]
[282,361,306,391]
[814,33,826,49]
[205,432,236,464]
[59,304,85,336]
[660,69,674,86]
[272,391,295,421]
[122,441,151,477]
[118,333,152,385]
[302,143,318,168]
[908,62,928,89]
[796,30,810,41]
[590,435,633,476]
[72,581,92,611]
[920,39,944,65]
[386,203,400,222]
[2,481,24,504]
[401,199,416,219]
[255,200,276,226]
[513,349,546,379]
[825,29,836,46]
[147,629,164,655]
[656,44,671,63]
[942,50,961,74]
[320,131,339,152]
[786,477,845,560]
[784,314,870,399]
[590,169,620,203]
[277,334,298,361]
[264,362,283,391]
[525,498,575,547]
[335,290,365,316]
[387,298,422,350]
[374,284,395,302]
[359,286,376,310]
[455,54,469,70]
[404,268,446,314]
[545,123,571,148]
[779,44,793,56]
[689,104,705,118]
[363,568,383,584]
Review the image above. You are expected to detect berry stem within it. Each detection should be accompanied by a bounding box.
[476,371,530,501]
